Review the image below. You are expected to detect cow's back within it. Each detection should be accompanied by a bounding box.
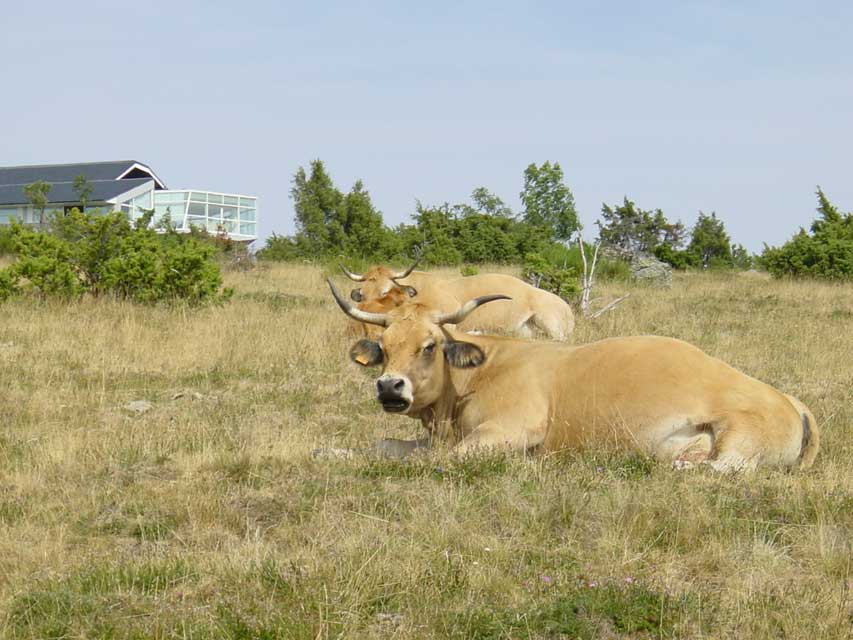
[445,273,574,339]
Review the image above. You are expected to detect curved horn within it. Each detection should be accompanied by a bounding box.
[391,256,421,280]
[434,294,511,326]
[327,279,389,327]
[339,264,365,282]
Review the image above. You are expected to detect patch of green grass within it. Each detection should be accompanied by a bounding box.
[7,558,198,639]
[440,582,710,639]
[561,450,658,480]
[358,450,511,484]
[76,500,183,541]
[203,453,290,489]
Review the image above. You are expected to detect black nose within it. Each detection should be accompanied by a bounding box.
[376,378,405,395]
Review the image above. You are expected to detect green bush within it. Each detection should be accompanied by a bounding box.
[523,252,580,301]
[0,227,15,256]
[0,267,18,302]
[459,264,479,277]
[0,209,231,305]
[761,189,852,279]
[536,242,630,282]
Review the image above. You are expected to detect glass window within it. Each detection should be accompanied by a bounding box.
[207,220,222,233]
[222,206,238,220]
[239,208,255,221]
[207,193,223,204]
[0,206,18,223]
[186,216,206,229]
[130,190,153,216]
[188,202,206,216]
[224,195,238,205]
[239,197,255,208]
[190,191,208,202]
[239,221,256,236]
[223,220,237,233]
[154,191,188,204]
[207,205,223,221]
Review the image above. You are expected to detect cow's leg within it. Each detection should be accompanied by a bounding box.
[453,419,545,456]
[372,437,431,459]
[704,414,769,472]
[528,312,567,341]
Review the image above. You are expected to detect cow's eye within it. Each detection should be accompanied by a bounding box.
[422,342,436,355]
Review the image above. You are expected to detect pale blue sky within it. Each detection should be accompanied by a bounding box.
[3,1,852,251]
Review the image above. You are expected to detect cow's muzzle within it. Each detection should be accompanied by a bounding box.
[376,376,412,413]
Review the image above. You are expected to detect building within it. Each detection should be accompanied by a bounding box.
[0,160,257,242]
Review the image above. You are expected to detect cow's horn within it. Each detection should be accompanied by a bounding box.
[434,295,511,326]
[391,256,420,280]
[339,264,365,282]
[327,279,389,327]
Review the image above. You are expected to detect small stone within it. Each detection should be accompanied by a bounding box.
[311,447,355,460]
[375,613,403,626]
[125,400,153,414]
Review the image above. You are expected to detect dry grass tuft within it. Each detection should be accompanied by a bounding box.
[0,263,850,638]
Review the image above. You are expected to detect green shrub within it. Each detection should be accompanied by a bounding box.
[523,252,580,301]
[0,226,15,256]
[0,267,18,301]
[761,188,852,279]
[460,264,479,277]
[0,209,231,305]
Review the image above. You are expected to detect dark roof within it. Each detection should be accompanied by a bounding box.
[0,160,166,190]
[0,178,154,206]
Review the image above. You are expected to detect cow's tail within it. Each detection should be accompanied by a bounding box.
[785,394,820,470]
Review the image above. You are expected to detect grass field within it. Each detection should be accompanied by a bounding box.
[0,262,851,639]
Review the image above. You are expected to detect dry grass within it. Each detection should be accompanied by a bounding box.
[0,263,851,639]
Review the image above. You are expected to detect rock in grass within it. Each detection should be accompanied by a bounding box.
[125,400,153,414]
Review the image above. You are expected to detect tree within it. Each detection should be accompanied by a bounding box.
[290,159,342,255]
[762,187,853,279]
[597,197,685,256]
[468,187,514,218]
[333,180,400,258]
[520,162,579,242]
[72,174,94,211]
[687,212,732,269]
[731,244,754,270]
[405,203,462,265]
[23,180,51,228]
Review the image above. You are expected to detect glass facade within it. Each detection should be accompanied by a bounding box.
[0,188,256,242]
[153,190,257,240]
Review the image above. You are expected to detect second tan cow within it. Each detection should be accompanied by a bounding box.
[341,260,575,340]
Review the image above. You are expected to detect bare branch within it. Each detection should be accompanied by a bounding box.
[589,294,631,319]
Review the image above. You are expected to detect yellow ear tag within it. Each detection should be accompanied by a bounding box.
[355,354,370,365]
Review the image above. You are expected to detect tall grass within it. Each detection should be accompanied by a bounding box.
[0,264,850,638]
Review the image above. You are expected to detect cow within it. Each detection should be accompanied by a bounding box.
[341,259,575,341]
[326,279,819,471]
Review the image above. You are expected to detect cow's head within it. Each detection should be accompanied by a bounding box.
[328,279,509,414]
[340,258,420,304]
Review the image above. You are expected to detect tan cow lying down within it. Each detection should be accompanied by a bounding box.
[341,260,574,341]
[327,280,819,472]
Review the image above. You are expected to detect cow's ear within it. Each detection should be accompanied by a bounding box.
[402,285,417,297]
[350,288,363,302]
[443,341,486,368]
[350,340,383,367]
